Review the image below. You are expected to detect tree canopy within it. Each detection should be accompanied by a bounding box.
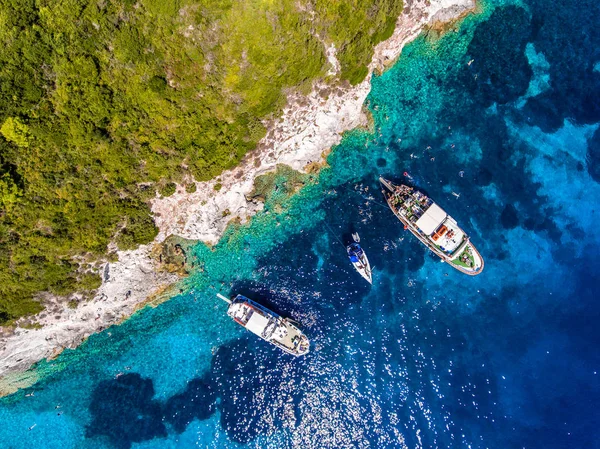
[0,0,402,323]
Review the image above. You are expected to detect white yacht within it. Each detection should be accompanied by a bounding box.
[217,293,309,356]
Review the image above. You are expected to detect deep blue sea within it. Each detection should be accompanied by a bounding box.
[2,0,600,447]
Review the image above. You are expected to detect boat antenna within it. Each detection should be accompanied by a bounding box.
[216,293,232,304]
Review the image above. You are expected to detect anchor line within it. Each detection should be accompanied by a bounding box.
[368,198,392,210]
[322,220,347,248]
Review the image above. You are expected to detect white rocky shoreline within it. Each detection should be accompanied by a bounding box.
[0,0,476,395]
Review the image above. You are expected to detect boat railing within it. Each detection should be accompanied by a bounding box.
[449,237,470,259]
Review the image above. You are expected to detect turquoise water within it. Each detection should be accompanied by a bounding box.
[2,0,600,447]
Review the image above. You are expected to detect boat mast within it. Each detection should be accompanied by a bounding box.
[216,293,232,304]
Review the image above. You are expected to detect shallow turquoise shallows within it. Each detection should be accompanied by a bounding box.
[2,0,600,447]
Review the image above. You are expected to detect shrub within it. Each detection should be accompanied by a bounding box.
[159,182,177,197]
[1,117,30,148]
[0,0,403,322]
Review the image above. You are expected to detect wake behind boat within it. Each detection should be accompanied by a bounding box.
[217,293,309,356]
[379,177,484,275]
[347,233,373,284]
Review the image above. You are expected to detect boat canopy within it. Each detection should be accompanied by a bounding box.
[245,312,270,336]
[415,203,447,235]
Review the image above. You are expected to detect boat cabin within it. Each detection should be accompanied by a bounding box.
[414,203,465,254]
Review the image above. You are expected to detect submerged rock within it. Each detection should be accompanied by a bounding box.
[87,374,166,448]
[466,6,533,106]
[500,204,519,229]
[587,127,600,183]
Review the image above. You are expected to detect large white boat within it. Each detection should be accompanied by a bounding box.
[217,293,310,356]
[380,177,484,275]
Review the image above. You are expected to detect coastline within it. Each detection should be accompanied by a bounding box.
[0,244,180,396]
[151,0,478,245]
[0,0,476,395]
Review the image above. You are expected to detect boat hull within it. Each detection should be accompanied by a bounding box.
[352,259,373,283]
[348,252,373,284]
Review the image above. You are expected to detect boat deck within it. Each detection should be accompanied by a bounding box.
[227,295,309,355]
[432,217,465,254]
[272,321,306,352]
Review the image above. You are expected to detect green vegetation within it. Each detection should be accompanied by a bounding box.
[158,183,177,198]
[156,236,191,276]
[1,118,31,148]
[314,0,403,84]
[0,0,402,323]
[249,164,312,205]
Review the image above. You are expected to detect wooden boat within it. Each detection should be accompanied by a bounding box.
[217,293,309,356]
[380,177,484,275]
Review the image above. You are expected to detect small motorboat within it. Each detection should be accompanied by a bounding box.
[346,233,373,284]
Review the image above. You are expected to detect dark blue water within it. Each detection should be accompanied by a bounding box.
[2,0,600,447]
